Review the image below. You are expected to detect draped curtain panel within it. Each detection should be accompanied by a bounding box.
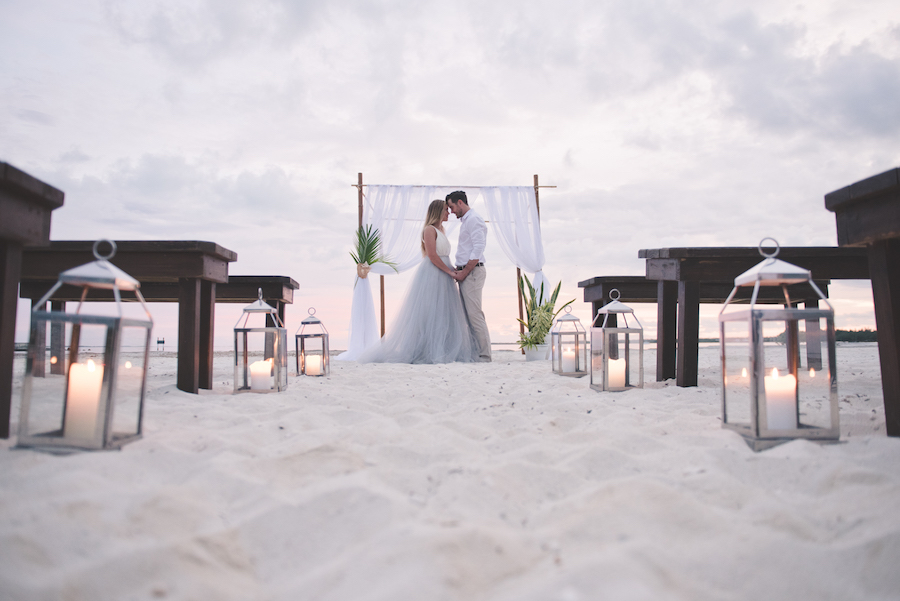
[337,185,546,360]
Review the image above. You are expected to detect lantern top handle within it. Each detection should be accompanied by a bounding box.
[301,307,323,325]
[556,304,580,322]
[758,237,779,259]
[596,290,635,315]
[93,239,117,260]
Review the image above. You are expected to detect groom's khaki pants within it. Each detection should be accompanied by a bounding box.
[459,265,491,362]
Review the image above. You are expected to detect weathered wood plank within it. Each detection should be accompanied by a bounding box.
[676,281,700,387]
[657,280,677,381]
[868,240,900,436]
[0,242,22,439]
[177,278,201,394]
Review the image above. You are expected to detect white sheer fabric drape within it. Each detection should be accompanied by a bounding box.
[337,184,546,360]
[481,186,549,301]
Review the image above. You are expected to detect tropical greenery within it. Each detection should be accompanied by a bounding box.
[517,274,574,350]
[349,225,398,272]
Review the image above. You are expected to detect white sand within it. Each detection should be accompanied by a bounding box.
[2,343,899,601]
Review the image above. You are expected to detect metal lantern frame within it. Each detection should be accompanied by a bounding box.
[17,240,153,451]
[590,289,644,392]
[719,239,839,451]
[551,306,588,377]
[234,289,288,393]
[296,308,330,377]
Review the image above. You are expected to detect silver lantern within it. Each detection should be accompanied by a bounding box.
[551,306,588,377]
[296,308,330,376]
[590,289,643,392]
[234,288,288,393]
[719,238,838,451]
[17,240,153,451]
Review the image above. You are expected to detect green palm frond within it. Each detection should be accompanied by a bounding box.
[349,225,398,271]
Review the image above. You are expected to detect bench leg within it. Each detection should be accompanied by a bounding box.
[804,299,823,371]
[50,300,66,375]
[30,300,47,378]
[676,280,700,387]
[177,278,201,394]
[786,303,800,373]
[199,281,215,390]
[657,280,677,381]
[0,241,22,439]
[868,240,900,437]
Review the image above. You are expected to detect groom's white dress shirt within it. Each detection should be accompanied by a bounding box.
[455,209,487,267]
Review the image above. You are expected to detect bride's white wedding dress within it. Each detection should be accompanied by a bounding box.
[359,226,479,364]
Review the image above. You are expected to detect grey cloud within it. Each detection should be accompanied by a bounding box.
[58,147,91,163]
[16,109,55,125]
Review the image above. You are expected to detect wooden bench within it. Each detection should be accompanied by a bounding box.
[20,241,238,396]
[825,166,900,436]
[0,162,64,439]
[578,274,832,381]
[629,247,869,390]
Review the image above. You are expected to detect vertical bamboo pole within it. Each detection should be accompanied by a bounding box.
[357,173,363,228]
[517,175,543,354]
[358,173,386,337]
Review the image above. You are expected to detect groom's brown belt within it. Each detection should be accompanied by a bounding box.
[456,262,484,270]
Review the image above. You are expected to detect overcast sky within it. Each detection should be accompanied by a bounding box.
[3,0,899,349]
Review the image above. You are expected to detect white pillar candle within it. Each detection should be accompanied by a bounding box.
[764,368,797,430]
[65,360,104,440]
[250,359,272,390]
[608,357,626,388]
[561,348,577,372]
[305,355,322,376]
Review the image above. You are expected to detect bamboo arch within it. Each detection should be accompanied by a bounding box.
[352,174,554,347]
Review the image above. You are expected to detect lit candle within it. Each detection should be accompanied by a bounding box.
[764,368,797,430]
[561,348,577,372]
[608,357,626,388]
[250,359,272,390]
[65,359,104,439]
[305,355,322,376]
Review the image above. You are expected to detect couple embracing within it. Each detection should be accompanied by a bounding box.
[359,191,491,364]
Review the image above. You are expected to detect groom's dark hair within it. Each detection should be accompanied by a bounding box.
[446,190,468,205]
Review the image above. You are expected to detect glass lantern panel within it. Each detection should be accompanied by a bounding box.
[606,331,637,388]
[111,323,151,438]
[23,320,110,440]
[721,319,752,428]
[299,335,327,376]
[796,317,834,430]
[235,330,281,391]
[555,332,587,373]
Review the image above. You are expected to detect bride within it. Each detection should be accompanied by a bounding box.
[358,199,479,364]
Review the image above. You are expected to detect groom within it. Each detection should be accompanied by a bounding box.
[446,191,491,362]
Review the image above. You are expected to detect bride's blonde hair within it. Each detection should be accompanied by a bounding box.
[421,199,446,255]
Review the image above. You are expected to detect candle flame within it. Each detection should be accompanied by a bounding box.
[87,359,96,372]
[741,367,747,378]
[809,368,815,378]
[771,367,779,379]
[125,361,133,369]
[50,356,58,365]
